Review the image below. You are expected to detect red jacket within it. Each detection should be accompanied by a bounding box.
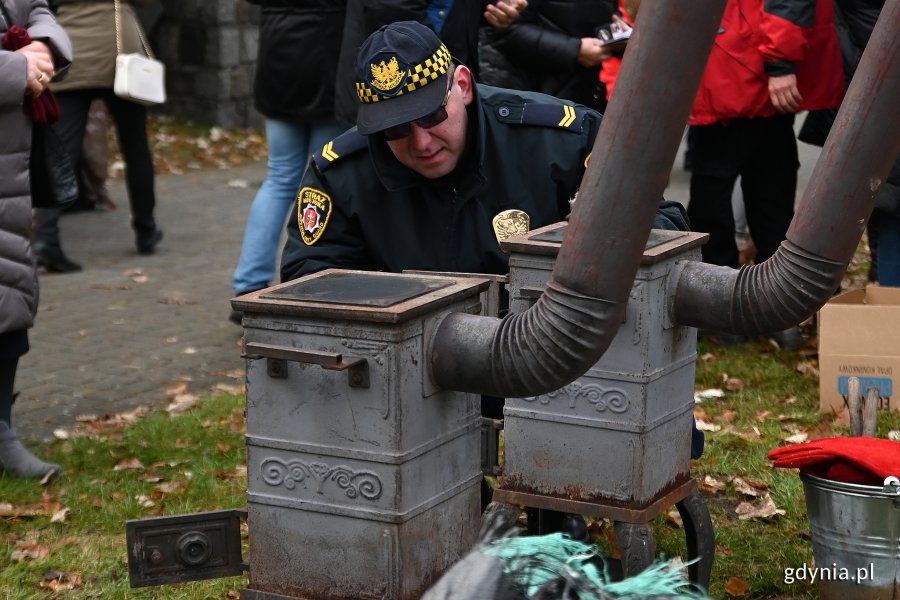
[689,0,844,126]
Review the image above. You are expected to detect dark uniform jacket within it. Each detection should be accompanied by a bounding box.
[281,84,688,282]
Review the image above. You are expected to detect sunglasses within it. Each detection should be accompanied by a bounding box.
[381,71,455,141]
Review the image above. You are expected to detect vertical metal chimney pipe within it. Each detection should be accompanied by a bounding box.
[672,1,900,334]
[431,0,728,397]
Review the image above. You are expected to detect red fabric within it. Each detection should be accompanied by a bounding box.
[688,0,844,126]
[1,25,60,124]
[768,436,900,486]
[597,1,633,101]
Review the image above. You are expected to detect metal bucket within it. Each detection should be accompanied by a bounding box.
[800,472,900,599]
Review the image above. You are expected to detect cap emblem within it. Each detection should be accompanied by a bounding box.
[370,56,406,92]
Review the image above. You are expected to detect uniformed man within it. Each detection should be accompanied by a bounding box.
[280,20,688,282]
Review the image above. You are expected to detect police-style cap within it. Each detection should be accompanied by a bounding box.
[355,21,452,136]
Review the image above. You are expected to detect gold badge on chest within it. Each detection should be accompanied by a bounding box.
[492,209,530,244]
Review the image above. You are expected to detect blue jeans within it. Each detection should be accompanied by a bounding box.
[877,211,900,287]
[232,119,344,294]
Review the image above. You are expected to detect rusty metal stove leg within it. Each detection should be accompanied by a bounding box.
[614,521,656,577]
[676,491,715,590]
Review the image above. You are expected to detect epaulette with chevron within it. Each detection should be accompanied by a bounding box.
[513,103,587,132]
[312,129,368,171]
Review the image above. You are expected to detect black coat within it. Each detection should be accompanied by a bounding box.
[480,0,615,111]
[334,0,488,128]
[249,0,346,121]
[281,84,688,281]
[798,0,898,214]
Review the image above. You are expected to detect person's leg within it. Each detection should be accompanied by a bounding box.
[231,119,343,297]
[0,332,62,478]
[741,115,801,348]
[740,114,798,264]
[104,91,161,252]
[687,123,742,268]
[875,210,900,286]
[33,90,93,272]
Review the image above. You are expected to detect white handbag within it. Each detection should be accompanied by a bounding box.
[113,0,166,106]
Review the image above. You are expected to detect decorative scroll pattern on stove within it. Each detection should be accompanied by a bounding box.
[523,382,629,413]
[261,458,384,500]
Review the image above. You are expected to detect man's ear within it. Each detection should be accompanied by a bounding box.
[455,65,475,106]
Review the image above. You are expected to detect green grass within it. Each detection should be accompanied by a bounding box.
[652,333,900,598]
[0,394,248,599]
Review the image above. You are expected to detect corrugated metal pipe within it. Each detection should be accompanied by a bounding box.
[431,0,729,397]
[672,0,900,333]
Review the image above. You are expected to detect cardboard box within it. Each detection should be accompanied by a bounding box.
[819,286,900,414]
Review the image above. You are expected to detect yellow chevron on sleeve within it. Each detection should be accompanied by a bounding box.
[558,105,576,128]
[321,142,340,162]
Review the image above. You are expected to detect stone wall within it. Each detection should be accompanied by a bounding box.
[154,0,261,128]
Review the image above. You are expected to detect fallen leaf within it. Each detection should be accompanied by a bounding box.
[735,494,785,520]
[167,393,200,414]
[796,361,819,377]
[182,347,198,355]
[724,377,743,391]
[700,352,717,362]
[11,542,50,561]
[732,477,761,497]
[701,475,726,494]
[694,409,710,421]
[737,427,762,441]
[889,431,900,442]
[213,382,243,395]
[39,572,83,592]
[162,336,178,344]
[113,458,145,472]
[695,419,721,432]
[225,368,245,379]
[725,575,750,596]
[131,274,149,283]
[756,410,772,422]
[717,410,737,423]
[135,495,156,508]
[0,501,62,518]
[715,544,733,557]
[50,507,70,523]
[785,432,809,444]
[52,428,70,440]
[695,388,725,401]
[227,178,249,188]
[216,442,230,453]
[665,508,683,528]
[164,382,189,399]
[152,480,189,496]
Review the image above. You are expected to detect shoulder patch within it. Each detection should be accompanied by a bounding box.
[297,187,332,246]
[517,103,587,133]
[312,129,368,171]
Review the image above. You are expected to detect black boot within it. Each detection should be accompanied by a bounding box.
[135,227,163,255]
[33,242,82,273]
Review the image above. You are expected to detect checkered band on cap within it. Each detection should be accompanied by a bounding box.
[357,44,451,104]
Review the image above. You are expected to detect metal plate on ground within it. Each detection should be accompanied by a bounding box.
[262,271,453,307]
[125,509,246,587]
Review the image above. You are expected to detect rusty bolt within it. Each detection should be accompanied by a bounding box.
[149,548,164,565]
